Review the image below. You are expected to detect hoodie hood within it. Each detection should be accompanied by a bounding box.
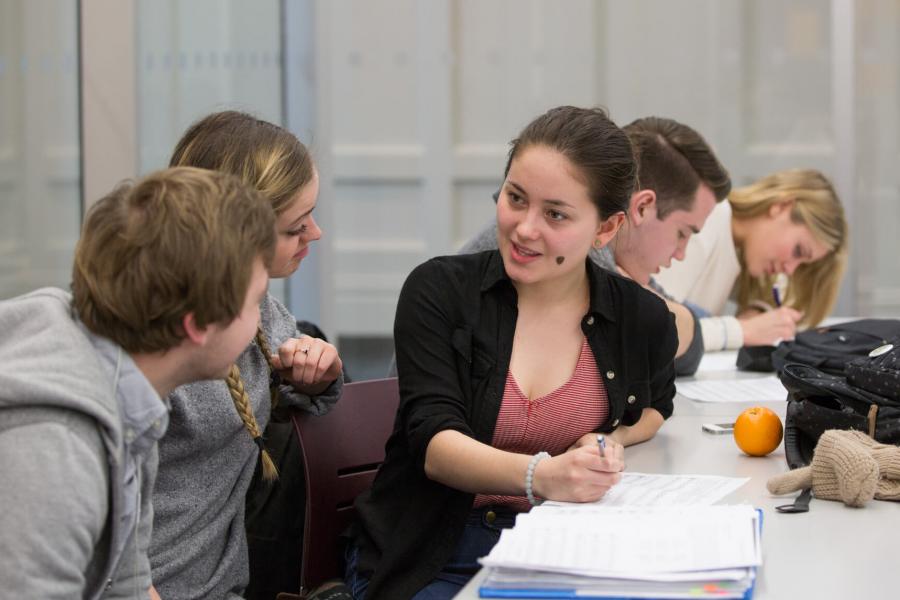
[0,288,120,445]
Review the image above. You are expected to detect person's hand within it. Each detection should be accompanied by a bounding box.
[566,432,622,456]
[739,307,803,346]
[532,442,624,503]
[271,335,343,394]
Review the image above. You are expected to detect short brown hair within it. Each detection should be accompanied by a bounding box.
[72,167,275,353]
[169,110,313,215]
[624,117,731,219]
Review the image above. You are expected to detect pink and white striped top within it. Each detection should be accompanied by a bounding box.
[473,336,609,511]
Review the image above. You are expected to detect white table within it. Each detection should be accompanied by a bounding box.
[454,354,900,599]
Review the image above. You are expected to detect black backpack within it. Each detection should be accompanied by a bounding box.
[771,319,900,376]
[779,334,900,469]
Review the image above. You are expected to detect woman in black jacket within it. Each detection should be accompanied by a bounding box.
[346,106,678,600]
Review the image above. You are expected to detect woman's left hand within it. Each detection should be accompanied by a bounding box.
[271,335,343,395]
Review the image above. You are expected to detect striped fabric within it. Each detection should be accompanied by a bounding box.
[474,337,609,511]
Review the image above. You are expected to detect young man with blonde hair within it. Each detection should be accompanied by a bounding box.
[0,167,275,599]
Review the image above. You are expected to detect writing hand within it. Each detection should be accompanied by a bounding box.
[739,306,803,346]
[532,443,624,503]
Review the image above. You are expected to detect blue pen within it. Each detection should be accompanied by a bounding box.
[597,434,606,458]
[772,273,787,308]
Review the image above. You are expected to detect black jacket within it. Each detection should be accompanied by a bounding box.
[353,250,678,600]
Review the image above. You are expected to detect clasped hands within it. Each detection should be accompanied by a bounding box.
[270,335,343,396]
[531,433,625,503]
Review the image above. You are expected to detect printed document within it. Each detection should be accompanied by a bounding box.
[693,350,739,373]
[545,472,748,508]
[676,375,787,403]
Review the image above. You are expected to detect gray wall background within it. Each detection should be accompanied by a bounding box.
[2,0,898,378]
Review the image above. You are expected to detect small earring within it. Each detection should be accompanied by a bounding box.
[593,239,603,249]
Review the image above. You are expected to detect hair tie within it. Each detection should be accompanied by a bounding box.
[269,370,282,388]
[253,436,265,452]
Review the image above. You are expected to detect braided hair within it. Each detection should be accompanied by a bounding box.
[224,328,284,481]
[170,111,313,482]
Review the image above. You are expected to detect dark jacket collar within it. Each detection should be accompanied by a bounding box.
[479,250,617,322]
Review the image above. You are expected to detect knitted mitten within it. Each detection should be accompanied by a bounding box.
[836,430,900,501]
[811,430,879,506]
[767,429,878,507]
[766,465,813,495]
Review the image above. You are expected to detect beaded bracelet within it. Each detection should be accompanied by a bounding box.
[525,451,550,506]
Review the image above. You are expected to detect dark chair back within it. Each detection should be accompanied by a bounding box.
[290,377,400,593]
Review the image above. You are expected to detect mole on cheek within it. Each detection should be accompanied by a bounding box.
[556,256,565,265]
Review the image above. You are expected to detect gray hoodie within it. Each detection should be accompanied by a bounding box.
[0,288,168,599]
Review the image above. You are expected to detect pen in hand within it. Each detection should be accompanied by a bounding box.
[772,273,787,307]
[597,434,606,459]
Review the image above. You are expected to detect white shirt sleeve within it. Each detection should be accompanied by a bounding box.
[700,315,745,351]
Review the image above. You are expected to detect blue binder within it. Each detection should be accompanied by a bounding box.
[478,509,763,600]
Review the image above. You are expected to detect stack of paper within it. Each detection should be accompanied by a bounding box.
[479,504,761,599]
[676,376,788,403]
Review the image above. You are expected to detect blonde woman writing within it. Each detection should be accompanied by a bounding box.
[655,169,847,349]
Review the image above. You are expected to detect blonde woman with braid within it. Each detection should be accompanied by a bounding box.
[149,111,344,600]
[656,169,848,350]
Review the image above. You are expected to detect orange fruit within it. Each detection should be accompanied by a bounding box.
[733,406,783,456]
